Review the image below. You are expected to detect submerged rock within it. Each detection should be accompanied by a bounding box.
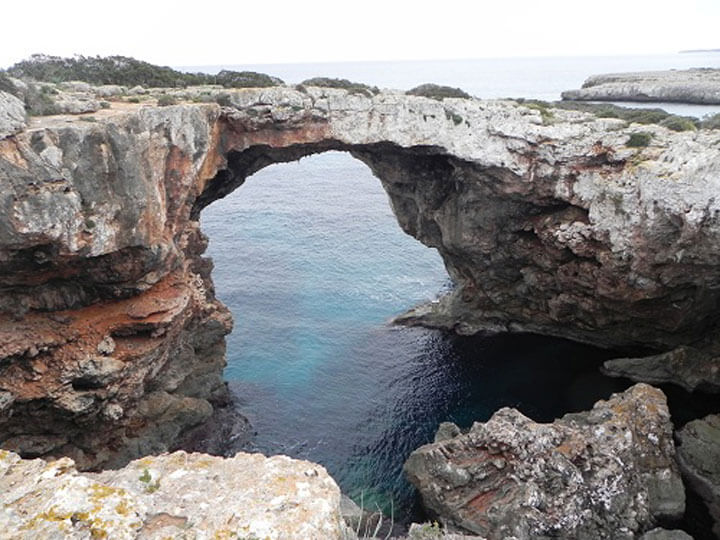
[562,68,720,104]
[404,384,684,539]
[676,414,720,537]
[0,449,348,539]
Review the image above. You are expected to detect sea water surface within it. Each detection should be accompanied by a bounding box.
[199,53,720,518]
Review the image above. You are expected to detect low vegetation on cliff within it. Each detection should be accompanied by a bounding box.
[299,77,380,97]
[407,83,471,100]
[2,54,284,89]
[518,99,708,132]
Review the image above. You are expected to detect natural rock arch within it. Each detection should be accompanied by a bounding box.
[2,87,720,466]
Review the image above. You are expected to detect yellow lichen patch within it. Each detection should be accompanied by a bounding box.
[89,483,127,501]
[21,505,74,530]
[115,500,131,516]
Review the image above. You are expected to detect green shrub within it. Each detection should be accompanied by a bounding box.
[659,116,698,132]
[300,77,379,97]
[701,113,720,130]
[444,108,464,125]
[0,71,18,96]
[520,100,555,124]
[407,83,470,100]
[127,97,140,103]
[214,70,283,88]
[215,93,233,107]
[5,54,283,89]
[100,101,111,109]
[24,84,60,115]
[627,132,652,147]
[157,94,177,106]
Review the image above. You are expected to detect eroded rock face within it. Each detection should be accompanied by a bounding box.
[0,449,347,539]
[562,68,720,104]
[404,384,684,539]
[603,345,720,393]
[0,91,26,138]
[2,86,720,464]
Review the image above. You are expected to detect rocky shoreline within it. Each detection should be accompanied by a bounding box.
[1,69,720,537]
[561,68,720,104]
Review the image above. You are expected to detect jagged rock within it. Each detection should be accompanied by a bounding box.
[97,335,116,355]
[404,384,684,539]
[95,84,126,97]
[3,86,720,464]
[676,414,720,537]
[339,494,381,535]
[640,529,693,540]
[58,80,93,93]
[405,522,485,539]
[562,68,720,104]
[0,90,26,138]
[434,421,462,442]
[0,449,348,539]
[603,345,720,393]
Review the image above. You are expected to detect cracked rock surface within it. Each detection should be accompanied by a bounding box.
[0,449,347,539]
[404,384,684,539]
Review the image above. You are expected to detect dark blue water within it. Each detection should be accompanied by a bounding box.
[201,152,630,517]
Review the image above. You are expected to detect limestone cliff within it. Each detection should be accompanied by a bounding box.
[562,68,720,104]
[1,85,720,466]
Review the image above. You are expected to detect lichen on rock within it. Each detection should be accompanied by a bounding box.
[404,384,684,539]
[0,449,348,539]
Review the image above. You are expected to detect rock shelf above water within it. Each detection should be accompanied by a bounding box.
[562,68,720,104]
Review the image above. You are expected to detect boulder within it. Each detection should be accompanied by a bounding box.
[676,414,720,537]
[405,384,684,539]
[0,449,348,539]
[640,528,693,540]
[0,90,26,138]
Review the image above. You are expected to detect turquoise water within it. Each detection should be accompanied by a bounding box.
[199,53,720,519]
[201,152,628,517]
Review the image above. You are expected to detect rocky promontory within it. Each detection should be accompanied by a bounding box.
[562,68,720,104]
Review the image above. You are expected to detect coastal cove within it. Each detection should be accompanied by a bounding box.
[2,51,720,538]
[201,152,637,518]
[198,53,720,521]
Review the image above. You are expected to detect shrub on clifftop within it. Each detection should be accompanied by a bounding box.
[407,83,471,100]
[5,54,284,89]
[0,72,18,96]
[300,77,379,97]
[214,70,283,88]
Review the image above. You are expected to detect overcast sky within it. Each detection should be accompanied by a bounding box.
[3,0,719,69]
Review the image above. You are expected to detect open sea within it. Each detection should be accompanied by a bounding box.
[198,53,720,520]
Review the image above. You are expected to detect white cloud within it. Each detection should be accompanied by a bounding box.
[1,0,719,68]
